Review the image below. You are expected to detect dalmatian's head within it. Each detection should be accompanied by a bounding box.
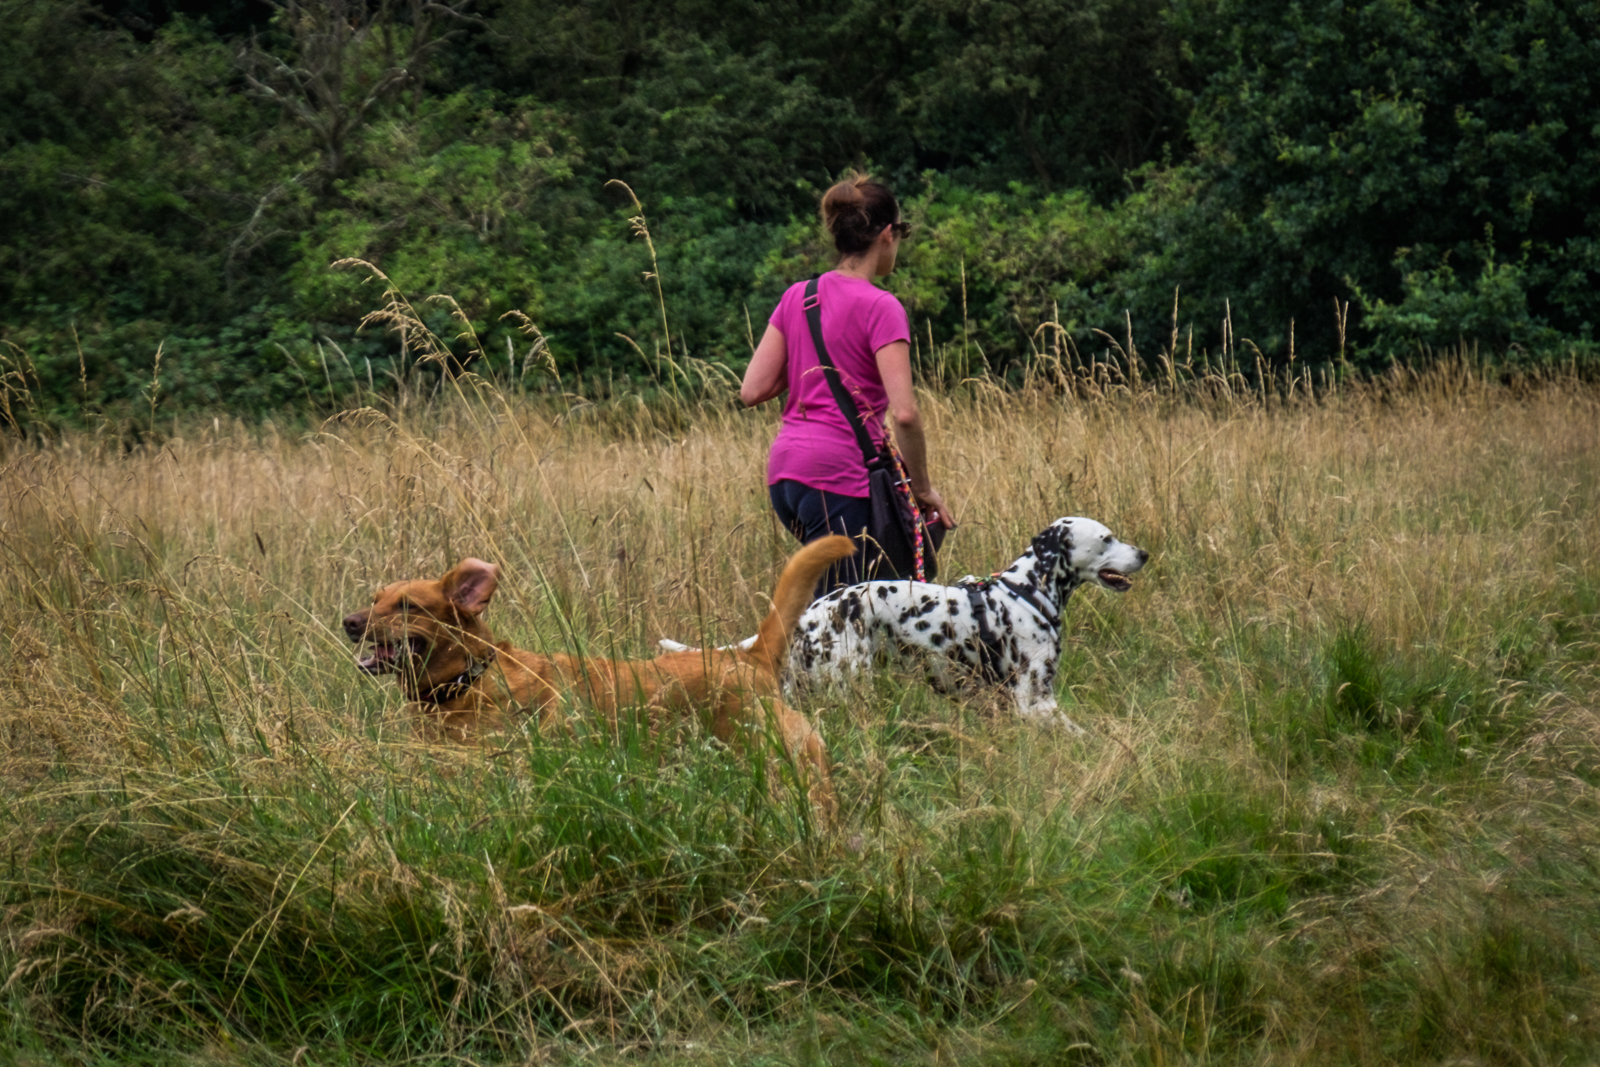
[1028,517,1149,598]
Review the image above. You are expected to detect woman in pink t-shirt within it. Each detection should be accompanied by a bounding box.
[741,174,955,590]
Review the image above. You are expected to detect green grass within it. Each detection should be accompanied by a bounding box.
[4,358,1600,1065]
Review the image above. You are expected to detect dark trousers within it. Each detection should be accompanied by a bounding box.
[768,479,888,596]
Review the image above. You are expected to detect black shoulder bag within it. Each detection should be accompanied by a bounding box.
[802,275,945,582]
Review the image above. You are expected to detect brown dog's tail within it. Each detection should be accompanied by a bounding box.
[744,535,857,676]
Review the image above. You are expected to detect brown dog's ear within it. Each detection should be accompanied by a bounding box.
[442,557,499,616]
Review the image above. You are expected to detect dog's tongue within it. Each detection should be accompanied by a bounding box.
[356,644,396,673]
[1099,568,1132,591]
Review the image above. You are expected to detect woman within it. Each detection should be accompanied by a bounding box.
[741,174,954,590]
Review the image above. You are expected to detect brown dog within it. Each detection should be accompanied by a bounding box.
[342,536,855,820]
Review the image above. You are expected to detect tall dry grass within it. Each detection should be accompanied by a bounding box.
[2,355,1599,1064]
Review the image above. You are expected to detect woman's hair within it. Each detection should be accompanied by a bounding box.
[820,174,900,257]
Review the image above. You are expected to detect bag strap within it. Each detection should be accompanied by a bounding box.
[803,275,882,468]
[803,274,938,582]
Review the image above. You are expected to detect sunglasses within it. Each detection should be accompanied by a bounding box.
[889,220,911,239]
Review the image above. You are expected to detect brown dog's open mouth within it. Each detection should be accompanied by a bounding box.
[355,639,424,674]
[1098,568,1133,592]
[355,642,397,674]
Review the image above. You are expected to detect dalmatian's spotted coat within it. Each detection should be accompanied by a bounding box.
[787,516,1148,732]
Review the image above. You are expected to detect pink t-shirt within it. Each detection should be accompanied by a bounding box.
[765,272,911,496]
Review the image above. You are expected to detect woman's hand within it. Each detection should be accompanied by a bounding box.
[914,485,956,529]
[877,340,956,529]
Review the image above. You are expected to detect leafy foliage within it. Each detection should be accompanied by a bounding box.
[486,0,1189,210]
[4,0,1600,422]
[1142,0,1600,363]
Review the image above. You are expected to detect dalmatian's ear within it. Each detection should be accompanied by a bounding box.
[1030,521,1071,574]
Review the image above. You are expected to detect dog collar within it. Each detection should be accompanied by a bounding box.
[963,584,1008,680]
[972,573,1061,630]
[416,648,498,705]
[998,577,1062,629]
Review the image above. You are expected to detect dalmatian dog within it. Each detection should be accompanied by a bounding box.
[786,516,1148,732]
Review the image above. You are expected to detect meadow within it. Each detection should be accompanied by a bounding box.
[2,349,1599,1065]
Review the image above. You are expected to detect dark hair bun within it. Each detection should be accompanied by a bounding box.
[821,175,900,257]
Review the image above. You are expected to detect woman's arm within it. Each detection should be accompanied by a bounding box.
[875,340,956,527]
[740,324,789,406]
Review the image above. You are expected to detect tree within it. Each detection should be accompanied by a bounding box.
[896,0,1188,193]
[1147,0,1600,362]
[239,0,479,179]
[485,0,1193,215]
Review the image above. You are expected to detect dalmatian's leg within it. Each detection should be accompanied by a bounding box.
[1012,656,1085,734]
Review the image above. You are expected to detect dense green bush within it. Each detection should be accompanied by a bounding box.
[1138,0,1600,365]
[4,0,1599,423]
